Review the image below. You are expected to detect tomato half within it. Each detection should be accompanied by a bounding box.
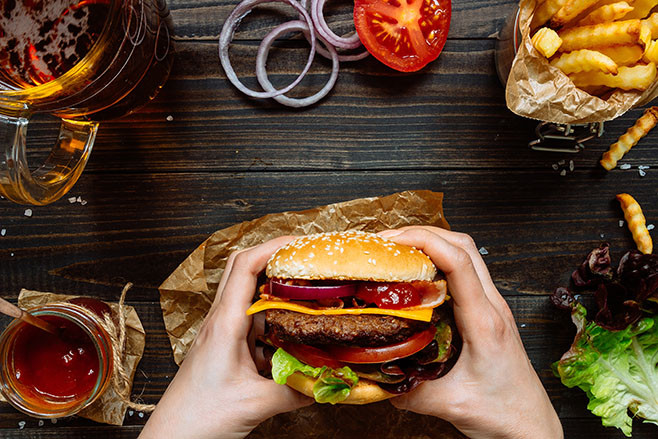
[354,0,451,72]
[325,326,436,363]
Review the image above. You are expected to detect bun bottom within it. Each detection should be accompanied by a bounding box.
[285,371,396,405]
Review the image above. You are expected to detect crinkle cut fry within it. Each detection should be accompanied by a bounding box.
[558,19,642,52]
[600,106,658,170]
[578,1,634,26]
[550,49,617,74]
[617,193,653,254]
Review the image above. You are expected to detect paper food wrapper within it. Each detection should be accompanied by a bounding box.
[159,190,449,365]
[0,290,146,426]
[505,0,658,124]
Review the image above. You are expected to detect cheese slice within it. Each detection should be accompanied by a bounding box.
[246,299,434,322]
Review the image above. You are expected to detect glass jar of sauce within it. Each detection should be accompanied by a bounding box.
[0,303,113,418]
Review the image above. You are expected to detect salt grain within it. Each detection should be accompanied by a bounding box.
[648,224,655,231]
[600,233,605,238]
[166,115,174,121]
[68,197,77,203]
[478,247,489,255]
[1,229,5,236]
[128,410,134,416]
[569,160,574,171]
[638,165,650,170]
[619,220,625,227]
[51,419,57,424]
[18,421,25,429]
[38,420,44,427]
[24,209,32,217]
[558,159,566,166]
[551,164,559,171]
[639,169,647,177]
[619,163,632,170]
[559,169,567,176]
[138,412,144,418]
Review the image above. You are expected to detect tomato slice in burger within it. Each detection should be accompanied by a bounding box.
[326,326,436,363]
[354,0,450,72]
[270,336,346,369]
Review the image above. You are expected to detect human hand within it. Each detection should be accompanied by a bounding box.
[379,226,563,439]
[140,236,313,439]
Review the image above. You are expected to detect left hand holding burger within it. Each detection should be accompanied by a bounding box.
[379,226,563,439]
[139,236,313,439]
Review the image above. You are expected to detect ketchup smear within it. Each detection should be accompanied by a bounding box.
[12,315,99,401]
[356,282,422,309]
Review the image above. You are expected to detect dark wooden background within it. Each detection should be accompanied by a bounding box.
[1,0,657,437]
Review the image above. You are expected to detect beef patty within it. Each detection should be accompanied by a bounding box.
[265,309,432,347]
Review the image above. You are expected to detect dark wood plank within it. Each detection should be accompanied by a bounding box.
[0,168,648,299]
[23,40,658,174]
[167,0,517,40]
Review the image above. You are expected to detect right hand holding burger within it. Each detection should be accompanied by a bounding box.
[379,226,563,439]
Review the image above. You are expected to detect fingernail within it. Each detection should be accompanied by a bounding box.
[378,229,403,238]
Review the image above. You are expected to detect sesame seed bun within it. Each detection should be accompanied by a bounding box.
[267,230,437,282]
[285,371,395,405]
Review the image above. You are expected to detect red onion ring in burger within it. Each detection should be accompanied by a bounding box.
[270,279,357,300]
[256,20,339,108]
[219,0,316,98]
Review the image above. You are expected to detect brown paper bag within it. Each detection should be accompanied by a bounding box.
[505,0,658,123]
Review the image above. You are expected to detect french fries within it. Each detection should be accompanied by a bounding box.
[600,106,658,169]
[616,193,653,254]
[569,63,657,90]
[530,0,658,96]
[597,45,644,65]
[578,1,634,25]
[532,28,563,57]
[552,0,600,27]
[532,0,568,29]
[643,12,658,38]
[558,20,642,52]
[550,49,618,73]
[624,0,658,19]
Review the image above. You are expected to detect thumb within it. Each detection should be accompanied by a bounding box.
[261,380,315,417]
[388,380,453,418]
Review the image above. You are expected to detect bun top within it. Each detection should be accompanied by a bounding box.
[266,230,437,282]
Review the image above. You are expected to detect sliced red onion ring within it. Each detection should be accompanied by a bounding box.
[311,0,361,49]
[271,279,357,300]
[256,20,339,108]
[219,0,316,98]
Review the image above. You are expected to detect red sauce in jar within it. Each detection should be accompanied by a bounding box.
[11,315,99,401]
[356,282,422,309]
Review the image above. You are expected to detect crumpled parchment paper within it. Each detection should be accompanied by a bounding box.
[506,0,658,123]
[0,289,146,425]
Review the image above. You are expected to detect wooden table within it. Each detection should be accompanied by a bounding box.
[1,0,657,437]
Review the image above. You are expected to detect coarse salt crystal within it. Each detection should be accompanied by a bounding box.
[559,169,567,176]
[68,197,77,203]
[478,247,489,255]
[619,163,632,170]
[600,233,605,238]
[166,115,174,121]
[18,421,25,429]
[638,165,650,170]
[648,224,655,231]
[569,160,574,171]
[24,209,32,217]
[558,159,566,166]
[619,220,625,227]
[1,229,5,236]
[38,420,44,427]
[51,419,57,424]
[128,410,134,416]
[639,169,647,177]
[138,412,144,418]
[551,164,559,171]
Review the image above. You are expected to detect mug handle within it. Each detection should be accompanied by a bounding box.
[0,111,98,206]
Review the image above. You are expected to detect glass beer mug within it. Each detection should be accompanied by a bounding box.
[0,0,173,205]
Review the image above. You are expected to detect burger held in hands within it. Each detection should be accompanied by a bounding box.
[247,230,460,404]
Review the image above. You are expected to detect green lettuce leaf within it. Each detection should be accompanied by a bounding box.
[271,348,359,404]
[553,303,658,436]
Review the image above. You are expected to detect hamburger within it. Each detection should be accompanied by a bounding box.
[247,230,459,404]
